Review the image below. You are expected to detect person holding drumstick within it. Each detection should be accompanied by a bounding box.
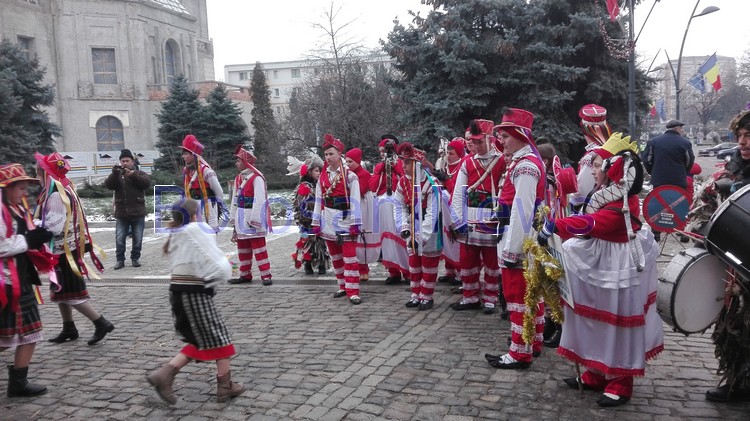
[705,108,750,402]
[537,133,664,407]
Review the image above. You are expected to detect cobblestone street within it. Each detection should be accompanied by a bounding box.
[2,222,749,420]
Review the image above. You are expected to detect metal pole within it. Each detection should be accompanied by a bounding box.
[628,0,637,140]
[675,0,702,120]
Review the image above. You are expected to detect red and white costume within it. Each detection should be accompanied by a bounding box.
[346,149,380,277]
[451,121,505,307]
[440,139,466,278]
[181,135,225,232]
[229,149,272,282]
[370,146,409,278]
[313,136,362,299]
[393,148,454,304]
[499,144,546,362]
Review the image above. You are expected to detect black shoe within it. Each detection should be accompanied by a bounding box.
[597,394,630,407]
[437,275,455,284]
[87,316,114,345]
[483,304,495,315]
[485,353,500,362]
[449,300,481,311]
[113,261,125,270]
[405,298,420,308]
[304,262,314,275]
[48,321,78,343]
[418,300,434,310]
[488,354,531,369]
[228,277,252,284]
[349,296,362,305]
[543,325,562,348]
[333,289,346,298]
[131,259,141,268]
[384,275,402,285]
[318,266,327,275]
[563,377,598,391]
[262,279,273,286]
[706,384,750,402]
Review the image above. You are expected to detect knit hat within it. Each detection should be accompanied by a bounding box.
[119,149,134,160]
[0,163,39,188]
[345,148,363,165]
[447,138,466,158]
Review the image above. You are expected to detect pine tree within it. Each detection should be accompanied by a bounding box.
[202,84,250,170]
[383,0,654,160]
[250,62,282,174]
[0,39,60,170]
[154,75,206,173]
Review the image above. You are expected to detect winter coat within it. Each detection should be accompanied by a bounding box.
[104,167,151,218]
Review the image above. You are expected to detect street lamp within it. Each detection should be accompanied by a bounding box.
[672,1,719,120]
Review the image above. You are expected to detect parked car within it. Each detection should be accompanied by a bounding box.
[699,142,736,156]
[717,145,739,160]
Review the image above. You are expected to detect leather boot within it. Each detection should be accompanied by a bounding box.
[48,321,79,343]
[543,317,556,341]
[7,365,48,397]
[216,370,245,403]
[543,323,562,348]
[146,363,179,404]
[87,316,115,345]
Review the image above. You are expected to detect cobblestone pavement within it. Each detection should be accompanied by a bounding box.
[2,220,749,420]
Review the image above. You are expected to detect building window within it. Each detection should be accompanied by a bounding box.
[273,70,278,79]
[95,116,124,151]
[292,87,301,96]
[92,48,117,84]
[165,41,177,85]
[291,68,301,78]
[17,36,33,61]
[274,88,280,97]
[239,71,247,80]
[276,106,282,115]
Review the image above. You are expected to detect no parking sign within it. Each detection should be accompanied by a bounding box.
[643,185,691,233]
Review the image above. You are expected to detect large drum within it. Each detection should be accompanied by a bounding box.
[705,184,750,280]
[657,247,726,334]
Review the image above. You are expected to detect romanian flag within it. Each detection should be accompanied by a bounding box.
[698,53,722,92]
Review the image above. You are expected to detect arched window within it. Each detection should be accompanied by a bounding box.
[165,40,181,85]
[96,116,124,151]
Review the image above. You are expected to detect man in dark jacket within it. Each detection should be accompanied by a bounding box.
[105,149,151,269]
[641,120,695,241]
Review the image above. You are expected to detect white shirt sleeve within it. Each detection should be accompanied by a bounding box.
[502,162,541,261]
[41,192,67,235]
[0,212,28,258]
[451,162,469,228]
[312,181,322,228]
[249,175,266,229]
[348,171,362,226]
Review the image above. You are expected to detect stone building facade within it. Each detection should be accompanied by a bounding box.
[0,0,248,177]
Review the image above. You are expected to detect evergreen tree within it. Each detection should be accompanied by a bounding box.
[202,84,251,170]
[383,0,653,160]
[0,39,60,169]
[250,62,282,174]
[154,75,205,173]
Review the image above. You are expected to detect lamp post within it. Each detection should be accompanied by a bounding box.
[673,1,719,120]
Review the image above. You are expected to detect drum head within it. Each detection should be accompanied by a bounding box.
[665,249,726,334]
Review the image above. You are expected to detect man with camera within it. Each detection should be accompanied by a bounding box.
[105,149,151,269]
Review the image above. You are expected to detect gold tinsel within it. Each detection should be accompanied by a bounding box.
[521,206,565,346]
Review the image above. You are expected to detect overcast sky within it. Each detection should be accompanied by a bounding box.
[206,0,749,80]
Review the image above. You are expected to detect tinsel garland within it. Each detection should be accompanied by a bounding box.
[521,206,565,345]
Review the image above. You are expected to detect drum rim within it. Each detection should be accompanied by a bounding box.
[662,248,723,334]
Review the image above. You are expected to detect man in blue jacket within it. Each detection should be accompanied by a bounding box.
[641,120,695,241]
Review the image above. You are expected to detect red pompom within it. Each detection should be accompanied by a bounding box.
[297,184,311,196]
[300,164,308,177]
